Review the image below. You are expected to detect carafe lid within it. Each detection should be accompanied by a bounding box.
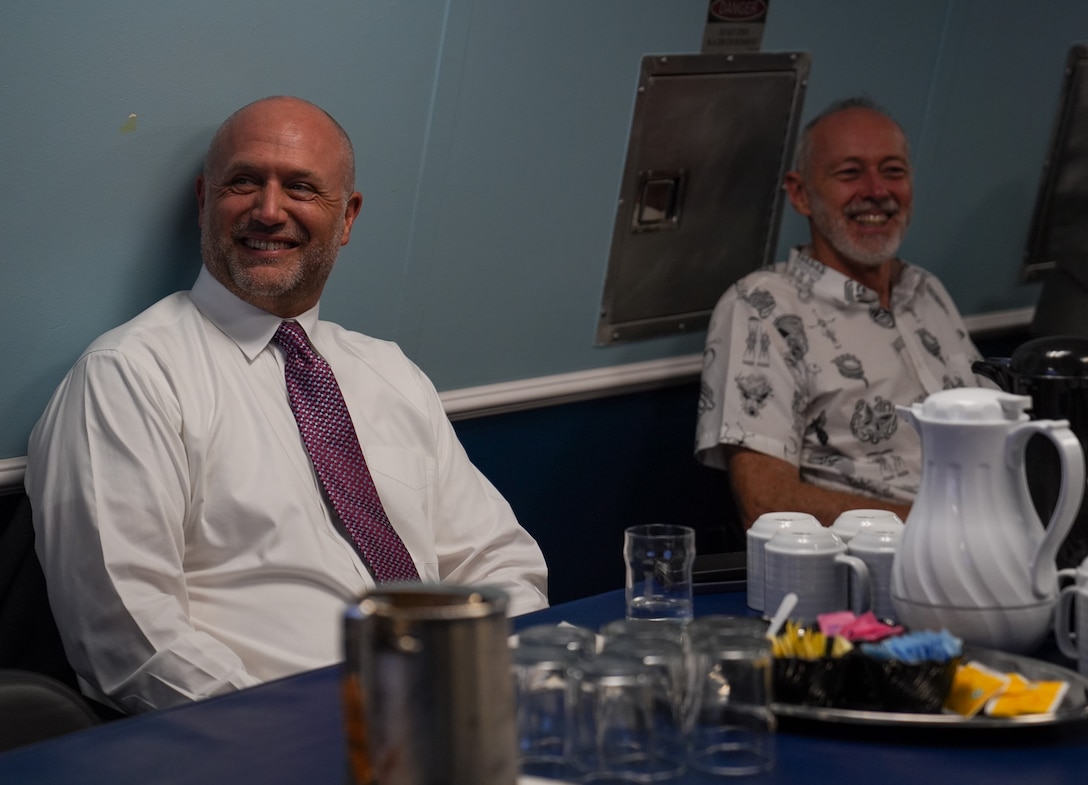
[1010,336,1088,378]
[914,388,1031,422]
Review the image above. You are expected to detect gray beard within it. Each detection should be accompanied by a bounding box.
[809,197,908,267]
[200,218,342,301]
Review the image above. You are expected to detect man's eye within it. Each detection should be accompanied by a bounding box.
[287,183,317,197]
[229,176,257,190]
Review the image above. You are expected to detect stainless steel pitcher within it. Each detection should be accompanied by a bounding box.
[342,584,517,785]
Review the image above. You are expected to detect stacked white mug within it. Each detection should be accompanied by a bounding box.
[848,524,904,623]
[763,527,871,623]
[746,512,820,614]
[829,508,904,545]
[1056,557,1088,676]
[832,510,905,623]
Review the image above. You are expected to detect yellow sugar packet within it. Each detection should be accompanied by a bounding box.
[985,678,1069,717]
[944,661,1009,717]
[829,635,854,657]
[999,673,1031,694]
[772,621,829,660]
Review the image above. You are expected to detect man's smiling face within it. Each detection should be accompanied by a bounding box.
[788,107,913,272]
[196,97,362,318]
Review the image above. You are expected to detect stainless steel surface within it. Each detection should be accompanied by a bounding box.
[596,51,809,345]
[772,645,1088,729]
[343,584,516,785]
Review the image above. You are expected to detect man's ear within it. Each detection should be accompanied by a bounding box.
[339,191,364,246]
[783,171,811,218]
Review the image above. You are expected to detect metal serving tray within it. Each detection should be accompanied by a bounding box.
[772,645,1088,730]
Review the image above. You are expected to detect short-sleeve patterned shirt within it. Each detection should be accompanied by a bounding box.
[695,246,986,503]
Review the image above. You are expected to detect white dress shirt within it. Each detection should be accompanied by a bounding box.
[26,266,548,713]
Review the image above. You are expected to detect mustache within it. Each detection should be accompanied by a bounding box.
[844,197,900,218]
[233,219,306,244]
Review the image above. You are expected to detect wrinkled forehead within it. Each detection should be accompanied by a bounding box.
[206,99,354,187]
[810,108,910,167]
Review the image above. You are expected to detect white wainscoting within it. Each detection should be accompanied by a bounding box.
[0,457,26,493]
[0,306,1034,493]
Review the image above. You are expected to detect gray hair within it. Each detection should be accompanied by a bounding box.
[793,96,909,178]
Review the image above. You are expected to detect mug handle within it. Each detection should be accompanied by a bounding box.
[1059,567,1078,590]
[1055,585,1081,660]
[835,554,870,614]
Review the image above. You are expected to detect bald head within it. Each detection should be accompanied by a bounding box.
[203,96,356,197]
[195,96,364,317]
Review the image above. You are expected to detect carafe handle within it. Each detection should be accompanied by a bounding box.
[1007,420,1086,598]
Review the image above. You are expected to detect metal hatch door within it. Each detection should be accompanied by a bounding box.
[596,52,809,345]
[1022,42,1088,283]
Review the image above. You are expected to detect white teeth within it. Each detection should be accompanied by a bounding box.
[853,214,888,225]
[244,238,293,251]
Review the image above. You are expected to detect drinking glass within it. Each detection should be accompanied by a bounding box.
[510,641,588,781]
[687,615,769,643]
[518,623,599,657]
[571,653,686,782]
[599,618,687,648]
[600,633,694,763]
[624,524,695,622]
[688,631,776,776]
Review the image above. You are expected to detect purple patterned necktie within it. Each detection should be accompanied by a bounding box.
[274,320,420,582]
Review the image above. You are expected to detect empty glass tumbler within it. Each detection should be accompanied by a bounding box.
[624,524,696,623]
[571,653,687,782]
[510,641,589,782]
[688,631,776,776]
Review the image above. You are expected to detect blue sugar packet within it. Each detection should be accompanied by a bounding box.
[861,629,963,663]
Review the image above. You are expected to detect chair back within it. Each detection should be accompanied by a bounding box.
[0,669,100,752]
[0,491,78,689]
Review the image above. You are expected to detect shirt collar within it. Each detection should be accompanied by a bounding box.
[786,245,921,311]
[189,265,321,361]
[785,245,858,306]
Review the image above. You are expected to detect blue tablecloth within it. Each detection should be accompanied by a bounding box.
[0,588,1085,784]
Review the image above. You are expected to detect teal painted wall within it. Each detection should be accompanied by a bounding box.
[2,1,1086,458]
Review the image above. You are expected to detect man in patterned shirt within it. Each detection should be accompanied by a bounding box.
[695,96,988,529]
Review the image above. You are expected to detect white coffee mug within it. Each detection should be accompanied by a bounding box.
[764,527,870,623]
[746,512,820,613]
[829,508,904,544]
[1056,558,1088,676]
[848,524,903,623]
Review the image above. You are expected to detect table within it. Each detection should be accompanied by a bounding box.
[0,588,1086,784]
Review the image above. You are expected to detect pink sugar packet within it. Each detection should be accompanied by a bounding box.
[817,611,904,642]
